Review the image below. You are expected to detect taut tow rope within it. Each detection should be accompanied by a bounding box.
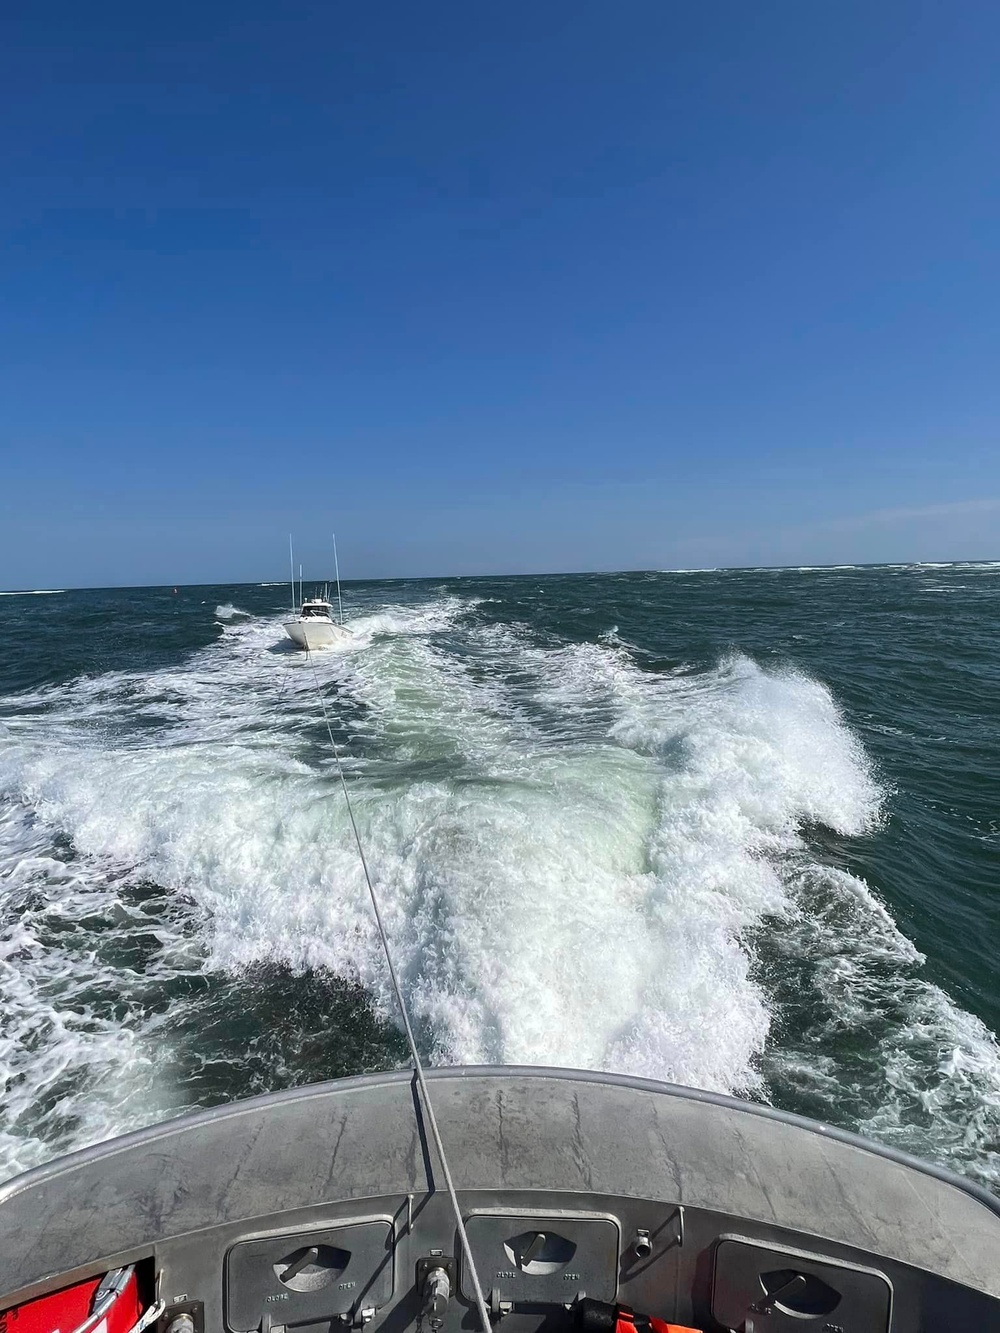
[303,645,492,1333]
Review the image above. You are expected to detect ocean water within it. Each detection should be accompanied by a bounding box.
[1,565,999,1187]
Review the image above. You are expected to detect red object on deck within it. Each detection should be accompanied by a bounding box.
[0,1269,142,1333]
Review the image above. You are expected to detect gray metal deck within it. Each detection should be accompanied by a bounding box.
[1,1067,997,1332]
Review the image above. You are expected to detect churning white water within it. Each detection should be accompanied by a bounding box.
[1,586,999,1184]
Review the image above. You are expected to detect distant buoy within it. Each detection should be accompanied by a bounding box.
[172,587,178,595]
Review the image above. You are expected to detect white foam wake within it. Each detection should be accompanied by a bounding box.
[0,614,872,1091]
[0,799,194,1176]
[2,594,999,1184]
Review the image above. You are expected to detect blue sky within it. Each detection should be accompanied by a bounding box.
[2,1,998,585]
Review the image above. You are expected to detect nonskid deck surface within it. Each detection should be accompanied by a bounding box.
[0,1068,998,1333]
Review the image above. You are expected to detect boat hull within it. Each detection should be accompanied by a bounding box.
[283,619,352,650]
[1,1068,998,1332]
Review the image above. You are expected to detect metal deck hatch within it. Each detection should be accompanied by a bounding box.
[226,1220,394,1331]
[461,1211,620,1309]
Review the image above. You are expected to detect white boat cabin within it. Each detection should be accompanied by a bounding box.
[299,597,334,620]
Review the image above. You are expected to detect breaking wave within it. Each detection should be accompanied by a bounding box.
[214,603,253,622]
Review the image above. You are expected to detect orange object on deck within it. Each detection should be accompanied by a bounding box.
[577,1296,700,1333]
[618,1315,700,1333]
[624,1322,698,1333]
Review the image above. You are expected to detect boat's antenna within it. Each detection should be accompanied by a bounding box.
[332,532,345,625]
[288,535,296,613]
[303,654,491,1333]
[299,562,303,609]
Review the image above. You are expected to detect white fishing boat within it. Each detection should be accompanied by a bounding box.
[283,535,353,651]
[284,592,353,650]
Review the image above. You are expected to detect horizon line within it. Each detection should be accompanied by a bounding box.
[2,555,999,595]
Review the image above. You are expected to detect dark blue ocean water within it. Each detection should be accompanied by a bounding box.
[1,563,999,1186]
